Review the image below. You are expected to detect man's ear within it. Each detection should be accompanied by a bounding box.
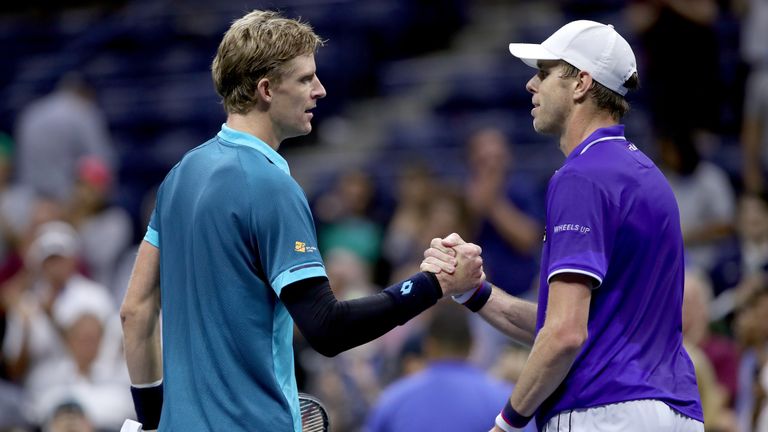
[256,77,273,103]
[572,70,593,102]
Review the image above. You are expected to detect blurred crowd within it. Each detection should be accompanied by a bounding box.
[1,0,767,431]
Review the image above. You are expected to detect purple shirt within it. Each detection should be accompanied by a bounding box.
[535,125,703,428]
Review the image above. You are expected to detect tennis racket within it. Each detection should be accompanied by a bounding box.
[299,392,330,432]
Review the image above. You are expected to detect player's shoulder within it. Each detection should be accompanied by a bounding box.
[162,137,219,179]
[551,162,597,188]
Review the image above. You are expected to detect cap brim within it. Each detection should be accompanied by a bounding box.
[508,43,560,68]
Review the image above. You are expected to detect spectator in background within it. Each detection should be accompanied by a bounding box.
[630,0,721,135]
[683,270,741,410]
[383,178,470,281]
[25,287,130,430]
[738,0,768,193]
[0,196,67,311]
[0,134,36,396]
[389,187,472,288]
[657,129,736,272]
[710,192,768,316]
[733,287,768,432]
[67,156,132,294]
[382,161,437,271]
[463,128,542,369]
[366,302,533,432]
[741,66,768,194]
[0,133,34,266]
[464,127,542,298]
[379,187,472,383]
[14,72,115,203]
[314,169,387,267]
[1,222,114,393]
[44,400,94,432]
[682,270,737,431]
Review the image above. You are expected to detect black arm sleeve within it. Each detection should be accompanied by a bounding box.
[280,272,441,357]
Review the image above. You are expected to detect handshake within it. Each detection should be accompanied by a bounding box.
[420,233,489,305]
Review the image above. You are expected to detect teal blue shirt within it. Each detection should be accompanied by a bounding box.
[145,124,327,431]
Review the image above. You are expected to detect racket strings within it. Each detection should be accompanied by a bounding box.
[299,394,329,432]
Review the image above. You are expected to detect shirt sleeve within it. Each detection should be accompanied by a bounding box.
[546,172,617,287]
[143,206,159,248]
[250,173,326,296]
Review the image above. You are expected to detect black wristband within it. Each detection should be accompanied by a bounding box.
[383,271,442,325]
[130,382,163,429]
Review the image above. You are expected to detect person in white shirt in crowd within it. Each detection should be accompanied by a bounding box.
[67,156,133,295]
[27,286,131,430]
[657,129,736,272]
[1,221,120,426]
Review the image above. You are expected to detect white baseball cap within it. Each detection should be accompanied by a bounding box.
[508,20,637,96]
[28,221,80,265]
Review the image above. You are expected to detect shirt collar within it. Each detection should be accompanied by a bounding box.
[217,124,290,175]
[565,124,626,164]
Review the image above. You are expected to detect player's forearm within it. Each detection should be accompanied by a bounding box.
[478,286,537,346]
[122,307,163,384]
[120,241,163,384]
[508,324,585,415]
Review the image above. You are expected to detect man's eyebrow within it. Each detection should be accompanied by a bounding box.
[537,60,558,70]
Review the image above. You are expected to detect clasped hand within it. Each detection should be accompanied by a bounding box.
[420,233,485,297]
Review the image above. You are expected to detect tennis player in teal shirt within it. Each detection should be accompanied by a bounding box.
[120,9,485,432]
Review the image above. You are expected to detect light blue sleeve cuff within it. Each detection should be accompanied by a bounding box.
[144,226,159,248]
[271,263,327,296]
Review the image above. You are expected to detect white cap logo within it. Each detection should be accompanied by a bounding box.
[508,20,637,96]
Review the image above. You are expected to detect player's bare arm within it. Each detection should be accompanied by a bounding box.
[504,273,591,420]
[120,240,163,431]
[120,240,162,384]
[478,287,537,346]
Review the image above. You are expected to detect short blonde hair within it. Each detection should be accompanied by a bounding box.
[211,10,324,114]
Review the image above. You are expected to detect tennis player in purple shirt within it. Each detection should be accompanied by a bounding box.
[422,20,704,431]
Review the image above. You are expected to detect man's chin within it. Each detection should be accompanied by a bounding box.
[533,120,557,136]
[285,125,313,140]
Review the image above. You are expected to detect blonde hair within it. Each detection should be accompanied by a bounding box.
[211,10,324,114]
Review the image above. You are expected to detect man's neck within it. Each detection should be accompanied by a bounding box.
[559,106,619,157]
[226,112,281,150]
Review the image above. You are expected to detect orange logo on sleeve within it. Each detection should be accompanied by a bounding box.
[295,241,306,252]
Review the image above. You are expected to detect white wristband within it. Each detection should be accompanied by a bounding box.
[495,414,515,432]
[451,286,479,304]
[120,419,143,432]
[131,378,163,389]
